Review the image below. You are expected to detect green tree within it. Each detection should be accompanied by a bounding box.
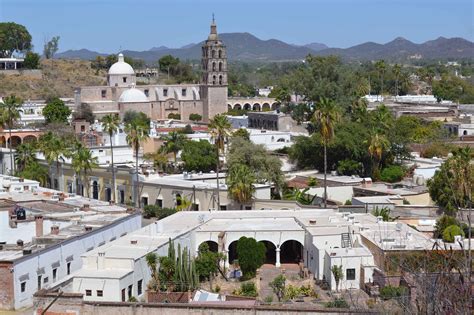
[18,161,48,186]
[375,60,386,95]
[123,110,150,126]
[43,98,71,124]
[23,51,40,69]
[236,237,266,278]
[269,274,286,302]
[71,143,98,198]
[181,140,218,173]
[160,131,187,162]
[232,128,250,141]
[393,64,401,96]
[433,74,474,104]
[125,121,149,207]
[38,132,70,189]
[158,54,180,78]
[73,103,95,123]
[434,215,460,238]
[0,22,32,57]
[380,165,405,183]
[367,132,390,179]
[144,151,168,172]
[313,97,340,207]
[227,164,255,208]
[145,252,160,291]
[43,36,60,60]
[14,142,37,173]
[0,95,22,174]
[372,207,399,222]
[101,114,120,202]
[331,265,344,292]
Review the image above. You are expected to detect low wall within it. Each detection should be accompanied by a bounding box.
[146,291,191,303]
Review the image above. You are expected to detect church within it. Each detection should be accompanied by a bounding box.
[74,19,229,122]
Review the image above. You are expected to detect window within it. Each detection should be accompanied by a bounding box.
[44,277,49,284]
[86,289,92,296]
[127,284,133,298]
[218,50,222,58]
[212,50,216,58]
[163,89,168,97]
[81,125,85,132]
[122,77,127,83]
[220,205,227,210]
[97,290,103,297]
[101,90,106,98]
[121,289,126,302]
[181,88,187,97]
[212,62,216,71]
[67,262,71,275]
[192,203,199,211]
[37,276,42,289]
[141,197,148,207]
[212,75,216,85]
[137,279,143,295]
[21,282,26,292]
[52,268,57,282]
[219,62,223,72]
[144,89,149,97]
[219,75,223,85]
[346,268,356,280]
[155,199,163,208]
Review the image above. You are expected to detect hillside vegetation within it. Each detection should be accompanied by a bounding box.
[0,59,107,100]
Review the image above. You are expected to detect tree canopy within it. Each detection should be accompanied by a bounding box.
[43,97,71,124]
[181,140,218,172]
[236,237,266,278]
[0,22,32,57]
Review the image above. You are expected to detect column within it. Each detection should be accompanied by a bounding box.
[276,247,281,268]
[223,250,230,269]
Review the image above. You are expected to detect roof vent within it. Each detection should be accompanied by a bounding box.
[309,220,317,225]
[23,249,32,255]
[130,240,138,245]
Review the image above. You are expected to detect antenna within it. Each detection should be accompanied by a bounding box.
[212,13,215,24]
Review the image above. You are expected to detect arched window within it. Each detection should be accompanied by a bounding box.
[212,62,216,71]
[212,50,216,58]
[219,75,223,85]
[218,50,222,58]
[219,62,223,71]
[212,75,216,85]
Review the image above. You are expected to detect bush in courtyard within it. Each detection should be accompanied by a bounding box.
[434,215,460,238]
[168,113,181,120]
[269,274,286,302]
[236,236,266,278]
[325,298,349,308]
[189,113,202,122]
[380,285,408,300]
[380,165,405,183]
[442,225,465,243]
[143,205,177,220]
[233,281,257,297]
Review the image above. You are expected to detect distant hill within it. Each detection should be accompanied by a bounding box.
[56,34,474,63]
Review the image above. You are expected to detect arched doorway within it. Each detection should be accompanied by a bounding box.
[200,240,218,253]
[9,136,21,148]
[243,103,251,111]
[252,103,261,111]
[262,103,271,111]
[228,240,239,265]
[271,103,280,111]
[234,104,242,110]
[260,240,276,264]
[23,135,37,144]
[280,240,303,264]
[92,181,99,199]
[0,136,5,148]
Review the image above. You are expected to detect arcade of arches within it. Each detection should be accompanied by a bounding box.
[0,131,41,149]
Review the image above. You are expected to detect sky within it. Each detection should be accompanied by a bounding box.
[0,0,472,53]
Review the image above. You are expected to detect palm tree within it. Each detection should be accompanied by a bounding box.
[71,143,98,198]
[209,114,232,209]
[144,151,168,173]
[38,132,70,189]
[375,60,386,96]
[226,164,255,209]
[160,131,186,162]
[0,95,22,175]
[101,114,120,202]
[367,132,390,178]
[15,142,37,173]
[313,97,340,208]
[393,64,401,96]
[19,161,48,186]
[145,252,160,291]
[125,121,149,207]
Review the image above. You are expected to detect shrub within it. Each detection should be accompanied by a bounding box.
[442,225,465,243]
[264,295,273,303]
[168,113,181,120]
[235,282,257,297]
[325,298,349,308]
[23,51,40,69]
[307,176,318,187]
[143,205,177,220]
[422,142,452,158]
[434,215,460,238]
[380,165,405,183]
[214,284,221,293]
[269,274,286,302]
[337,159,361,176]
[284,284,301,300]
[344,200,352,205]
[380,285,408,300]
[189,113,202,122]
[299,285,315,297]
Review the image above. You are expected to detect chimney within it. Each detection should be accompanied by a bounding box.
[84,226,93,232]
[51,225,60,235]
[35,215,44,237]
[19,177,24,182]
[82,204,90,211]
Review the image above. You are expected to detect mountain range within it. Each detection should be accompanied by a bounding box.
[56,33,474,63]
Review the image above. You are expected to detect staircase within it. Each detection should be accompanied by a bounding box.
[341,232,352,248]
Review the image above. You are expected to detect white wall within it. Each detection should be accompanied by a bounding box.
[324,251,374,291]
[11,213,141,309]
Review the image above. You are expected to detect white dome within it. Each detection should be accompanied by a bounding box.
[108,53,134,75]
[119,88,149,103]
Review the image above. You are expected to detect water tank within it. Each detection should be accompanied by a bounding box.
[416,175,424,186]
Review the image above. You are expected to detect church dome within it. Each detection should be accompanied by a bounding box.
[108,53,134,75]
[118,87,148,103]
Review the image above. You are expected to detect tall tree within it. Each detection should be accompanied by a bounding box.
[43,36,60,65]
[375,60,386,96]
[0,95,22,174]
[367,132,390,179]
[125,121,149,207]
[43,98,71,124]
[313,97,340,207]
[71,143,98,198]
[38,132,70,189]
[144,151,168,173]
[393,64,401,96]
[208,114,232,209]
[0,22,32,57]
[14,142,37,173]
[101,114,120,202]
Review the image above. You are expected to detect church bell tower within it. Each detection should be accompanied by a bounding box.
[201,16,228,122]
